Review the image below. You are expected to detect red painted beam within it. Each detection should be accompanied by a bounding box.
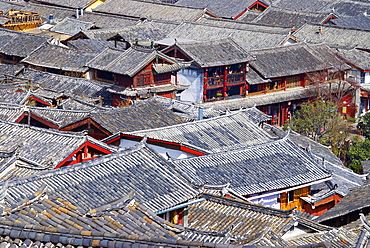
[29,95,51,106]
[54,141,113,169]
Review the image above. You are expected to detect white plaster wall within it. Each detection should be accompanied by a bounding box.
[86,70,93,80]
[250,192,280,209]
[347,69,362,84]
[177,68,203,103]
[283,38,297,46]
[365,72,370,84]
[282,226,309,240]
[119,139,196,159]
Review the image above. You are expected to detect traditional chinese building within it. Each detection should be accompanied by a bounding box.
[0,10,44,31]
[86,45,191,105]
[162,38,254,103]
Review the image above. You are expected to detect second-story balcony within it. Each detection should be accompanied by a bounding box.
[205,76,224,89]
[225,73,245,86]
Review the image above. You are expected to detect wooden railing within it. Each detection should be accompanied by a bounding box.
[226,73,244,85]
[205,76,224,88]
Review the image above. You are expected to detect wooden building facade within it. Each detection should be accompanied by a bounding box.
[162,38,254,103]
[86,46,191,106]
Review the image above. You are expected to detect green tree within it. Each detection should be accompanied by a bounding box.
[286,100,349,156]
[358,111,370,138]
[344,136,370,173]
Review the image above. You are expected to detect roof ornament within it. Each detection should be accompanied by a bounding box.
[221,182,231,196]
[0,181,8,204]
[360,213,370,232]
[282,126,291,140]
[165,152,174,162]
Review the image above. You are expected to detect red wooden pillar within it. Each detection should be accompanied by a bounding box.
[283,77,287,91]
[223,66,228,97]
[76,152,82,163]
[203,68,208,101]
[84,144,88,158]
[301,75,306,87]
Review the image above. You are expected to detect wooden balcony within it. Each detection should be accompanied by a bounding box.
[225,73,245,86]
[205,76,224,89]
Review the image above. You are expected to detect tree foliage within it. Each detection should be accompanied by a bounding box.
[358,111,370,138]
[286,100,349,155]
[343,136,370,173]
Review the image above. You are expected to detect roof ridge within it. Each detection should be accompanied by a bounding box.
[0,120,88,138]
[171,129,294,162]
[201,16,291,29]
[128,0,209,10]
[200,193,295,216]
[126,109,250,134]
[2,139,150,187]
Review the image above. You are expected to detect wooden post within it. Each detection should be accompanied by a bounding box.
[223,66,228,97]
[203,68,208,101]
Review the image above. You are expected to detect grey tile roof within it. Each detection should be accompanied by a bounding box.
[173,0,257,18]
[270,0,370,17]
[200,86,312,111]
[168,22,290,51]
[0,153,50,182]
[81,23,169,42]
[173,38,254,68]
[152,95,223,120]
[86,46,184,76]
[235,9,264,22]
[0,190,184,240]
[251,7,333,28]
[265,125,365,199]
[248,43,346,78]
[0,228,244,248]
[0,0,26,13]
[246,66,271,85]
[183,194,331,244]
[93,0,210,22]
[337,48,370,71]
[122,109,277,154]
[170,131,331,196]
[286,228,358,247]
[0,16,9,24]
[19,69,109,99]
[33,0,95,9]
[184,194,292,242]
[89,99,187,133]
[269,0,334,12]
[21,43,96,73]
[0,120,115,168]
[67,39,127,53]
[315,183,370,224]
[0,99,186,134]
[108,83,189,97]
[0,28,49,58]
[76,12,141,29]
[330,1,370,17]
[292,23,370,50]
[197,17,292,34]
[16,2,140,29]
[57,97,109,110]
[0,63,24,79]
[331,15,370,30]
[361,160,370,175]
[246,67,271,85]
[0,88,51,106]
[50,17,95,36]
[0,103,26,121]
[2,141,199,213]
